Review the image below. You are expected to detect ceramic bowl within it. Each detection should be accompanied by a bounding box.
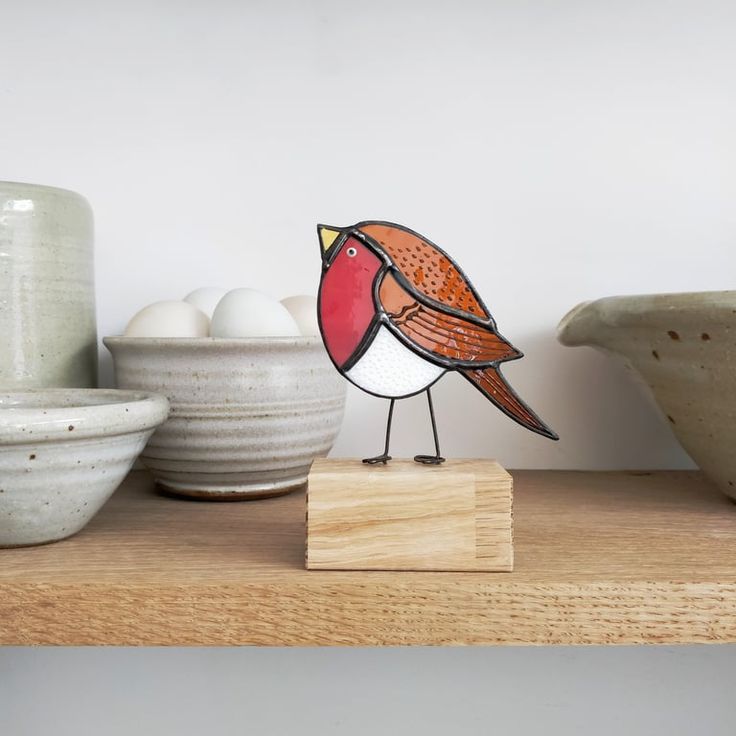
[558,290,736,499]
[104,337,346,500]
[0,389,169,546]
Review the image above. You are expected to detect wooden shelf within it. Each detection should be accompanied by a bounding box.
[2,469,736,646]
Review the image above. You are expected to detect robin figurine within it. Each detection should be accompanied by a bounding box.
[317,221,558,465]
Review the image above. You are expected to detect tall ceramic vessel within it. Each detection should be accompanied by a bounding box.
[0,182,97,388]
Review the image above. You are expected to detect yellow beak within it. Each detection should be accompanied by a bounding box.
[318,224,341,254]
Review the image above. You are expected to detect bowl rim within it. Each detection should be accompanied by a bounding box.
[579,290,736,310]
[0,389,169,446]
[103,335,324,349]
[0,179,89,201]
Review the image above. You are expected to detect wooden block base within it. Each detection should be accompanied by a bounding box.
[306,458,513,572]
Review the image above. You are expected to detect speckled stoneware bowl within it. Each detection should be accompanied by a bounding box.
[0,181,97,389]
[104,337,346,500]
[0,389,169,546]
[558,291,736,500]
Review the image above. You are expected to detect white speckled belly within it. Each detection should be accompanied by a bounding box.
[346,325,445,398]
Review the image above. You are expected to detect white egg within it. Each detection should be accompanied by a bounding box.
[210,288,300,338]
[281,295,320,337]
[124,300,210,338]
[183,287,228,319]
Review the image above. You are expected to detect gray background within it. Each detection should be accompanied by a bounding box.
[1,646,735,734]
[2,0,735,731]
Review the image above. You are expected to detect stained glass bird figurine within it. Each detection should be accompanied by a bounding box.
[317,221,558,465]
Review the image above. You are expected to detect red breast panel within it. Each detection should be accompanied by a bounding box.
[319,237,381,368]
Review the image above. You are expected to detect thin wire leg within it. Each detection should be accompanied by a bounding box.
[363,399,395,464]
[414,388,446,465]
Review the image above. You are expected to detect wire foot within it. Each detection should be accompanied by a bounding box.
[413,454,446,465]
[363,453,392,465]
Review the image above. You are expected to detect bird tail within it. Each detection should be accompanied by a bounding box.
[462,367,559,440]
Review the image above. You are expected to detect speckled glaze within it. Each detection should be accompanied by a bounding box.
[558,291,736,499]
[104,337,346,499]
[0,389,169,546]
[0,181,97,389]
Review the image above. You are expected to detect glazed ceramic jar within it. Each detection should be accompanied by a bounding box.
[0,181,97,388]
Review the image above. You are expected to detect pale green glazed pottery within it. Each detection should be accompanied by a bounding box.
[558,291,736,500]
[0,181,97,389]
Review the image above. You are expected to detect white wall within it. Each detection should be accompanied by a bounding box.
[3,0,735,468]
[2,3,735,731]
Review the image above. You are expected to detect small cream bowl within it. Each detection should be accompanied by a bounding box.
[0,389,169,546]
[104,337,346,500]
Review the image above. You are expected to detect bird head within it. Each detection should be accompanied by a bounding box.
[317,224,387,269]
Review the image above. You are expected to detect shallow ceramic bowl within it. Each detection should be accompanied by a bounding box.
[0,389,169,546]
[558,290,736,499]
[104,337,346,500]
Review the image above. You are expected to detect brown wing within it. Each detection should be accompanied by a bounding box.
[358,223,489,319]
[378,271,518,366]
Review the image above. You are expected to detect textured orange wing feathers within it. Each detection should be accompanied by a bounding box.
[352,221,557,439]
[378,272,518,365]
[358,223,489,319]
[379,272,556,438]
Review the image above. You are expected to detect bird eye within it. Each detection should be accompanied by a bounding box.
[346,247,357,257]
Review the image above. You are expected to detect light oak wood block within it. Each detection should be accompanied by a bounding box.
[2,469,736,645]
[306,458,513,571]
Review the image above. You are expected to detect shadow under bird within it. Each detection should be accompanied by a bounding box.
[316,220,558,464]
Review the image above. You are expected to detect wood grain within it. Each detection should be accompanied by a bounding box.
[1,469,736,645]
[306,459,512,571]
